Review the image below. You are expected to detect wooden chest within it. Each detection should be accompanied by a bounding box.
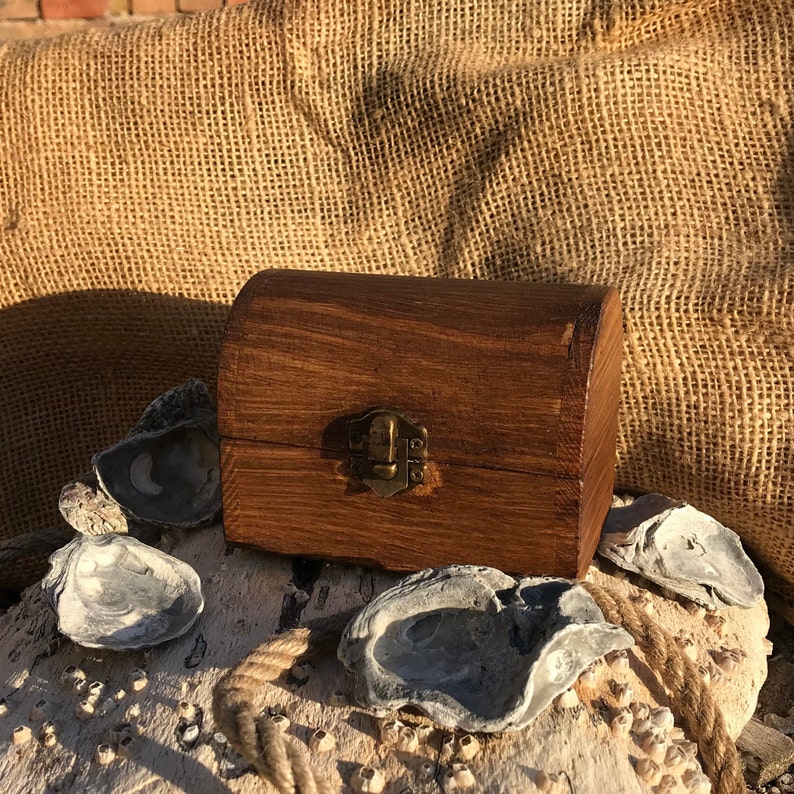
[217,270,622,579]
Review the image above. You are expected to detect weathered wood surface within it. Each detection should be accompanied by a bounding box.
[218,270,623,579]
[0,525,769,793]
[737,718,794,786]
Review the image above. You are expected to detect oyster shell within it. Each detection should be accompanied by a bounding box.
[338,565,633,732]
[91,380,220,529]
[42,534,204,650]
[60,471,133,535]
[598,493,764,609]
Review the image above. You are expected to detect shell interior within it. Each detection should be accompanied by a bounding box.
[598,493,764,609]
[93,419,220,528]
[338,566,633,732]
[42,534,204,650]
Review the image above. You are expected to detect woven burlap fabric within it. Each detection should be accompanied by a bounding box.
[0,0,792,601]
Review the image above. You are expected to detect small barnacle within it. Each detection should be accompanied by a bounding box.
[632,717,655,737]
[707,661,725,688]
[555,689,579,709]
[129,669,148,692]
[75,699,96,721]
[705,613,727,636]
[0,698,8,718]
[378,719,403,746]
[649,707,674,733]
[610,708,633,738]
[664,743,689,773]
[270,714,290,732]
[419,760,435,780]
[611,681,633,707]
[395,726,419,753]
[657,773,677,793]
[98,697,116,717]
[629,702,650,720]
[87,681,106,701]
[124,703,141,721]
[606,649,629,671]
[349,766,386,793]
[61,665,86,684]
[175,701,196,721]
[309,729,336,753]
[444,763,476,790]
[72,678,88,695]
[118,734,141,759]
[112,688,127,703]
[40,721,57,737]
[675,634,698,661]
[457,734,480,761]
[328,689,348,707]
[684,602,706,619]
[42,732,58,748]
[710,648,743,674]
[676,739,699,760]
[95,743,116,765]
[641,733,667,764]
[30,699,49,722]
[682,769,711,793]
[533,771,563,793]
[634,757,662,786]
[12,725,33,745]
[440,733,456,761]
[416,724,434,745]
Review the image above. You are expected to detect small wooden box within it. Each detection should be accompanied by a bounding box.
[218,270,622,579]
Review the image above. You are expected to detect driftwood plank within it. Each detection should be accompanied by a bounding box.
[0,525,769,793]
[737,717,794,786]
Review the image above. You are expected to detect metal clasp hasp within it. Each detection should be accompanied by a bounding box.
[347,408,428,497]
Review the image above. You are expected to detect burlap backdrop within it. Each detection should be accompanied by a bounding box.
[0,0,792,602]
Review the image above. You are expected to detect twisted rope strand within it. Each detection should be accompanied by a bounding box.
[582,581,746,794]
[212,609,357,793]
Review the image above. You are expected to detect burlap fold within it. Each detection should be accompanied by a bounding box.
[1,0,792,603]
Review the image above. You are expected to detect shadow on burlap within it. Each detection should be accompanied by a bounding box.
[0,0,792,606]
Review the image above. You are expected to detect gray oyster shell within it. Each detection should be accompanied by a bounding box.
[338,565,633,732]
[91,380,220,529]
[598,493,764,609]
[42,534,204,650]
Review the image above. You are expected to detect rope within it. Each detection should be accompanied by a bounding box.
[212,609,357,794]
[582,581,746,794]
[212,585,746,794]
[0,528,72,566]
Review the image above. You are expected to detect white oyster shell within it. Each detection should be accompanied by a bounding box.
[598,493,764,609]
[338,565,633,732]
[42,534,204,650]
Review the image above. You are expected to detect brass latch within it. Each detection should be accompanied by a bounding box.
[348,408,428,497]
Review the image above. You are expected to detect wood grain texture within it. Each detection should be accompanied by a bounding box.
[737,718,794,786]
[221,439,581,576]
[218,270,622,577]
[0,526,768,794]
